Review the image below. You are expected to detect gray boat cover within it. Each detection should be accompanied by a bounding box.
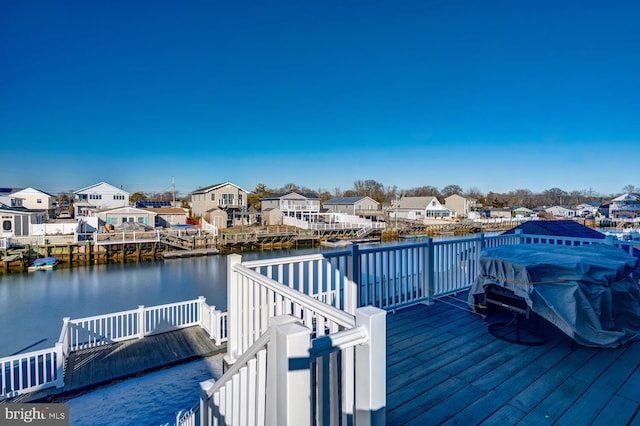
[468,244,640,348]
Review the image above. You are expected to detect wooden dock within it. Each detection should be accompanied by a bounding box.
[163,247,219,259]
[15,327,225,403]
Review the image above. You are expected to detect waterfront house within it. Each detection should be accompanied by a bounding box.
[391,196,453,221]
[444,194,477,218]
[9,187,56,219]
[576,202,601,217]
[323,195,385,221]
[96,206,157,231]
[142,207,188,228]
[261,191,321,221]
[0,188,24,209]
[545,205,577,218]
[0,204,45,238]
[74,182,130,217]
[609,193,640,219]
[512,206,534,218]
[190,182,249,228]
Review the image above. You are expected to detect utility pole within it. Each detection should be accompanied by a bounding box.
[172,176,176,206]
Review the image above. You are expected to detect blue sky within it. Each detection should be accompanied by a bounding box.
[2,0,638,197]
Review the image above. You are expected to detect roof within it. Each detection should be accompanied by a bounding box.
[190,182,248,194]
[397,196,439,209]
[10,187,56,197]
[323,196,374,205]
[141,207,187,214]
[502,220,605,239]
[74,182,129,194]
[261,191,320,200]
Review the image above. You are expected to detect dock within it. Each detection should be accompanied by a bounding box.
[12,326,226,403]
[163,247,219,259]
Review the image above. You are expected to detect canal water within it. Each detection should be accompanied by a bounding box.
[0,247,326,358]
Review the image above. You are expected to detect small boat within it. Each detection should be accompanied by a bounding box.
[28,256,59,272]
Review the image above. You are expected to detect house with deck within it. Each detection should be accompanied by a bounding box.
[323,196,385,222]
[260,191,321,222]
[74,182,130,217]
[391,196,453,221]
[190,182,249,229]
[609,193,640,219]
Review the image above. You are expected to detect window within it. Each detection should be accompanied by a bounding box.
[37,199,42,204]
[222,194,235,205]
[2,220,11,231]
[113,195,125,200]
[211,193,216,201]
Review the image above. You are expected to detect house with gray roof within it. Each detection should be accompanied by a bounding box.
[323,196,381,217]
[261,192,321,220]
[392,196,453,221]
[190,182,250,228]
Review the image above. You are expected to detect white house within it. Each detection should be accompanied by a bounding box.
[74,182,130,217]
[391,196,453,221]
[261,192,321,221]
[545,205,576,218]
[9,187,56,218]
[0,204,45,237]
[575,202,600,217]
[609,193,640,219]
[96,206,157,231]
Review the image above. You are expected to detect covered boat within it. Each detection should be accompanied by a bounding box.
[28,256,59,271]
[469,244,640,348]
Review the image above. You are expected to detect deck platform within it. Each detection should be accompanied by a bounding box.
[14,326,225,403]
[386,294,640,425]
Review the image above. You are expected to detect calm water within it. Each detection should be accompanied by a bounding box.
[0,235,480,358]
[0,247,326,357]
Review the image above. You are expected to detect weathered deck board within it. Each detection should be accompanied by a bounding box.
[386,295,640,425]
[62,326,224,394]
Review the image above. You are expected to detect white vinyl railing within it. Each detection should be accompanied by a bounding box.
[191,307,385,426]
[94,230,161,245]
[0,346,65,400]
[200,218,219,237]
[1,297,227,401]
[226,254,356,364]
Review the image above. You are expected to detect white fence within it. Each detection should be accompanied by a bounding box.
[1,297,228,401]
[181,251,386,426]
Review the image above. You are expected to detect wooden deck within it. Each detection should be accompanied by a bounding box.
[18,326,225,403]
[386,294,640,425]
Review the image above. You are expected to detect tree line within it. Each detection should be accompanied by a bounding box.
[61,182,636,212]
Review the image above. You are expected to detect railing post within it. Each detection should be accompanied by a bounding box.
[199,379,215,426]
[54,342,65,388]
[345,244,360,313]
[198,296,207,329]
[267,316,311,426]
[137,305,145,339]
[355,306,387,426]
[425,237,434,305]
[605,234,615,245]
[226,253,243,366]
